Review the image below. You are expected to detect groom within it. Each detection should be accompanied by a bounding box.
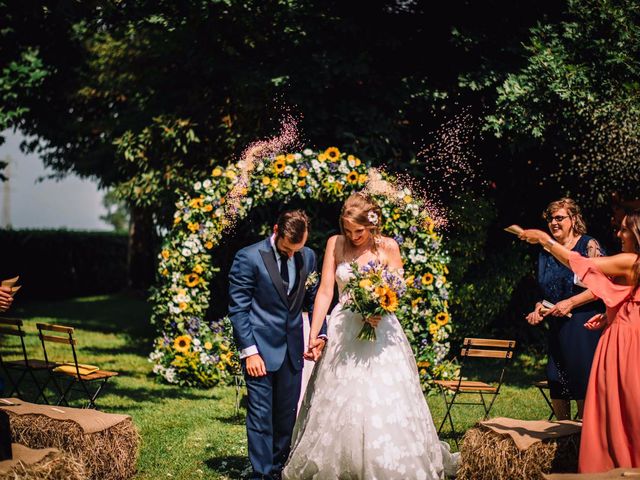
[228,209,326,480]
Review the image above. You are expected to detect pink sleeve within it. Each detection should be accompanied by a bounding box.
[568,251,631,308]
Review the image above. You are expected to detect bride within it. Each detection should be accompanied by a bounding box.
[283,192,458,480]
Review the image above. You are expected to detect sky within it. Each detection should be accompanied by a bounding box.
[0,130,111,231]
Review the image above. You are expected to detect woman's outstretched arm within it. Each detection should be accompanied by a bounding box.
[307,235,338,359]
[520,229,636,279]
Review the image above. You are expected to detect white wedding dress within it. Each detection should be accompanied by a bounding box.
[283,262,458,480]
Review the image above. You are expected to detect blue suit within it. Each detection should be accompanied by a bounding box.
[229,237,323,479]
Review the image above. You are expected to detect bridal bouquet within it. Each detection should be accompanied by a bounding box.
[342,260,406,341]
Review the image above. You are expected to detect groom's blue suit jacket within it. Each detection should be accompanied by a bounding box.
[228,237,323,372]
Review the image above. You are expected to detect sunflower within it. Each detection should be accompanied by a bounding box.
[421,272,434,285]
[185,273,200,287]
[435,312,449,326]
[274,159,286,174]
[346,171,359,184]
[173,335,192,353]
[325,147,341,161]
[189,197,204,209]
[379,288,398,312]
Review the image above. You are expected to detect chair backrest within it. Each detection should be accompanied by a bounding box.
[460,338,516,359]
[458,337,516,392]
[0,317,29,365]
[36,323,80,373]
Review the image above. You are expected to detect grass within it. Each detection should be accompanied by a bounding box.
[2,294,556,479]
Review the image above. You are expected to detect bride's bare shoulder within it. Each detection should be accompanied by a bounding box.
[378,236,400,253]
[327,235,342,248]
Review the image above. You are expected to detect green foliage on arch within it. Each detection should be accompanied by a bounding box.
[149,148,456,388]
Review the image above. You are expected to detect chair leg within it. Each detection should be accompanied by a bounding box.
[55,378,75,407]
[437,387,460,447]
[85,378,110,409]
[4,368,26,399]
[27,369,50,404]
[537,385,555,420]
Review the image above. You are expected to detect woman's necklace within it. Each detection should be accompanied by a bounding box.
[345,237,375,263]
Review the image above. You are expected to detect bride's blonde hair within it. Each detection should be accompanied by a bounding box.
[339,192,383,247]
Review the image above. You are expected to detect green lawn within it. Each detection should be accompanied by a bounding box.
[3,294,554,479]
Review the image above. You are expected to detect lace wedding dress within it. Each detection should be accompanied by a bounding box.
[283,262,458,480]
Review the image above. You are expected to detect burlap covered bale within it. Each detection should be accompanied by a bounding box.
[457,423,580,480]
[0,443,86,480]
[6,412,140,480]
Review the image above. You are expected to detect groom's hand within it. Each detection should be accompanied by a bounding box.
[245,354,267,377]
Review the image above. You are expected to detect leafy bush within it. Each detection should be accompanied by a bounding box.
[446,194,533,345]
[0,229,128,300]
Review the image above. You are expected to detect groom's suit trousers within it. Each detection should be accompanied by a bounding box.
[245,354,302,478]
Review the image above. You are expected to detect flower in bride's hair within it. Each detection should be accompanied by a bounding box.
[367,211,379,225]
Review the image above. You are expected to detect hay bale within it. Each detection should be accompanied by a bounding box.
[0,444,86,480]
[457,423,580,480]
[6,412,140,480]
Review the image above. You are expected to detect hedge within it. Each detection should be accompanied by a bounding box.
[0,229,128,300]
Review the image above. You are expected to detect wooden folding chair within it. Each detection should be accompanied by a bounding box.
[0,317,56,403]
[36,323,118,409]
[534,380,555,420]
[435,337,516,446]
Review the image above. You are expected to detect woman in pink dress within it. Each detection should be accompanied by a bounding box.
[519,210,640,473]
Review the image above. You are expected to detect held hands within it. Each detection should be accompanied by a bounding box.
[0,286,13,313]
[584,313,608,331]
[304,337,326,362]
[245,353,267,377]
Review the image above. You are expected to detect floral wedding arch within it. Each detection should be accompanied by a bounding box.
[149,147,456,388]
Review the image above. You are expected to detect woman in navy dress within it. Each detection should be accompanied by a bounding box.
[525,198,604,420]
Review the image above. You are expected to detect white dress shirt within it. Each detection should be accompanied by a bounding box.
[239,235,297,359]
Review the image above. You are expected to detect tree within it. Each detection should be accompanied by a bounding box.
[484,0,640,207]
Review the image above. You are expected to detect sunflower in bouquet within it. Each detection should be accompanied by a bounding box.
[342,260,406,341]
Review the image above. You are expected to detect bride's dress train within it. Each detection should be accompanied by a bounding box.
[283,263,458,480]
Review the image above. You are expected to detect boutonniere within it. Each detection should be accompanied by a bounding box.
[305,271,319,289]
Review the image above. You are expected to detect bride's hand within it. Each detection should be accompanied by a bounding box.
[304,337,326,362]
[365,315,382,328]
